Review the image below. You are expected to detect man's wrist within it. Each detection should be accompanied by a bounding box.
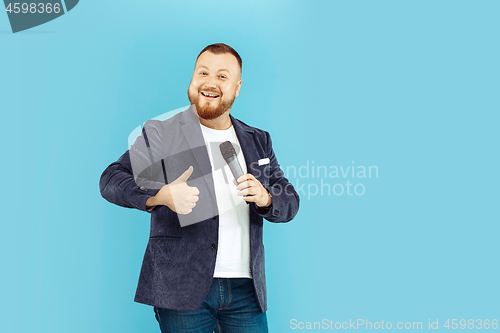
[257,190,272,208]
[255,191,272,214]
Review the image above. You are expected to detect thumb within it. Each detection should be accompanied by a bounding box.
[173,166,194,183]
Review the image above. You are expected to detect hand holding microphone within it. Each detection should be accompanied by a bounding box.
[220,141,272,208]
[233,174,272,208]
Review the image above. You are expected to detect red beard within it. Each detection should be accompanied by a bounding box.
[188,88,235,120]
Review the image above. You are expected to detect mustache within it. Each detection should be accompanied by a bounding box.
[199,87,221,94]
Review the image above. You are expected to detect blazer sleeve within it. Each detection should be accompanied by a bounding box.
[99,121,166,213]
[251,131,300,223]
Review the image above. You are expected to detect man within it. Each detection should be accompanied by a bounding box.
[99,43,300,333]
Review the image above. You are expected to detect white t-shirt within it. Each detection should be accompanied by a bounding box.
[200,123,252,278]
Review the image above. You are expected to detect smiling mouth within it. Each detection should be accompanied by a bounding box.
[201,92,220,99]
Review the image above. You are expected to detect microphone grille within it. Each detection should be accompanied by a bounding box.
[219,141,236,160]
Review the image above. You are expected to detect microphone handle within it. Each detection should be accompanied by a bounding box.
[226,155,250,203]
[227,155,244,183]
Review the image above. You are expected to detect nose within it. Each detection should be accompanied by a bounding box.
[204,74,217,89]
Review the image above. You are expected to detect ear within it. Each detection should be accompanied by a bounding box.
[235,79,242,97]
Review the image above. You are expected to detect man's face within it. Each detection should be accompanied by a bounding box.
[188,51,242,120]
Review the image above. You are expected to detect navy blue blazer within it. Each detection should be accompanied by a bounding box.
[99,106,300,312]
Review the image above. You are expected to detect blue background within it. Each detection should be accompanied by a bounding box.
[1,0,499,332]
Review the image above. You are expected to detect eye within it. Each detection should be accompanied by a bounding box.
[219,75,227,79]
[200,72,208,76]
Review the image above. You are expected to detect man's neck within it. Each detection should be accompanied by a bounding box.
[196,110,233,130]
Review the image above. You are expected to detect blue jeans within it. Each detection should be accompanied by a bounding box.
[154,278,268,333]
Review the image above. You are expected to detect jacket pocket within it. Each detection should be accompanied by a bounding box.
[150,237,181,273]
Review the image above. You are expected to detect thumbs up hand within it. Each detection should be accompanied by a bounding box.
[151,166,200,214]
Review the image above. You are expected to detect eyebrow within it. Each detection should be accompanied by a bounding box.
[198,65,231,73]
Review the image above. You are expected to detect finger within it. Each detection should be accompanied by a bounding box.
[243,173,257,182]
[233,179,238,186]
[239,179,260,191]
[246,173,257,181]
[237,188,257,196]
[191,186,200,196]
[236,180,250,191]
[237,174,251,184]
[243,195,257,202]
[247,174,262,187]
[238,174,260,186]
[176,166,194,183]
[192,196,199,203]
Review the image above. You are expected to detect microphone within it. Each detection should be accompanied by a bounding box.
[219,141,250,204]
[219,141,244,183]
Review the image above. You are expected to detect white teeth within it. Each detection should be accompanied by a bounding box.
[202,92,218,97]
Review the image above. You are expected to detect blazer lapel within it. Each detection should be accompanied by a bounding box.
[230,114,259,180]
[177,109,261,215]
[180,106,217,205]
